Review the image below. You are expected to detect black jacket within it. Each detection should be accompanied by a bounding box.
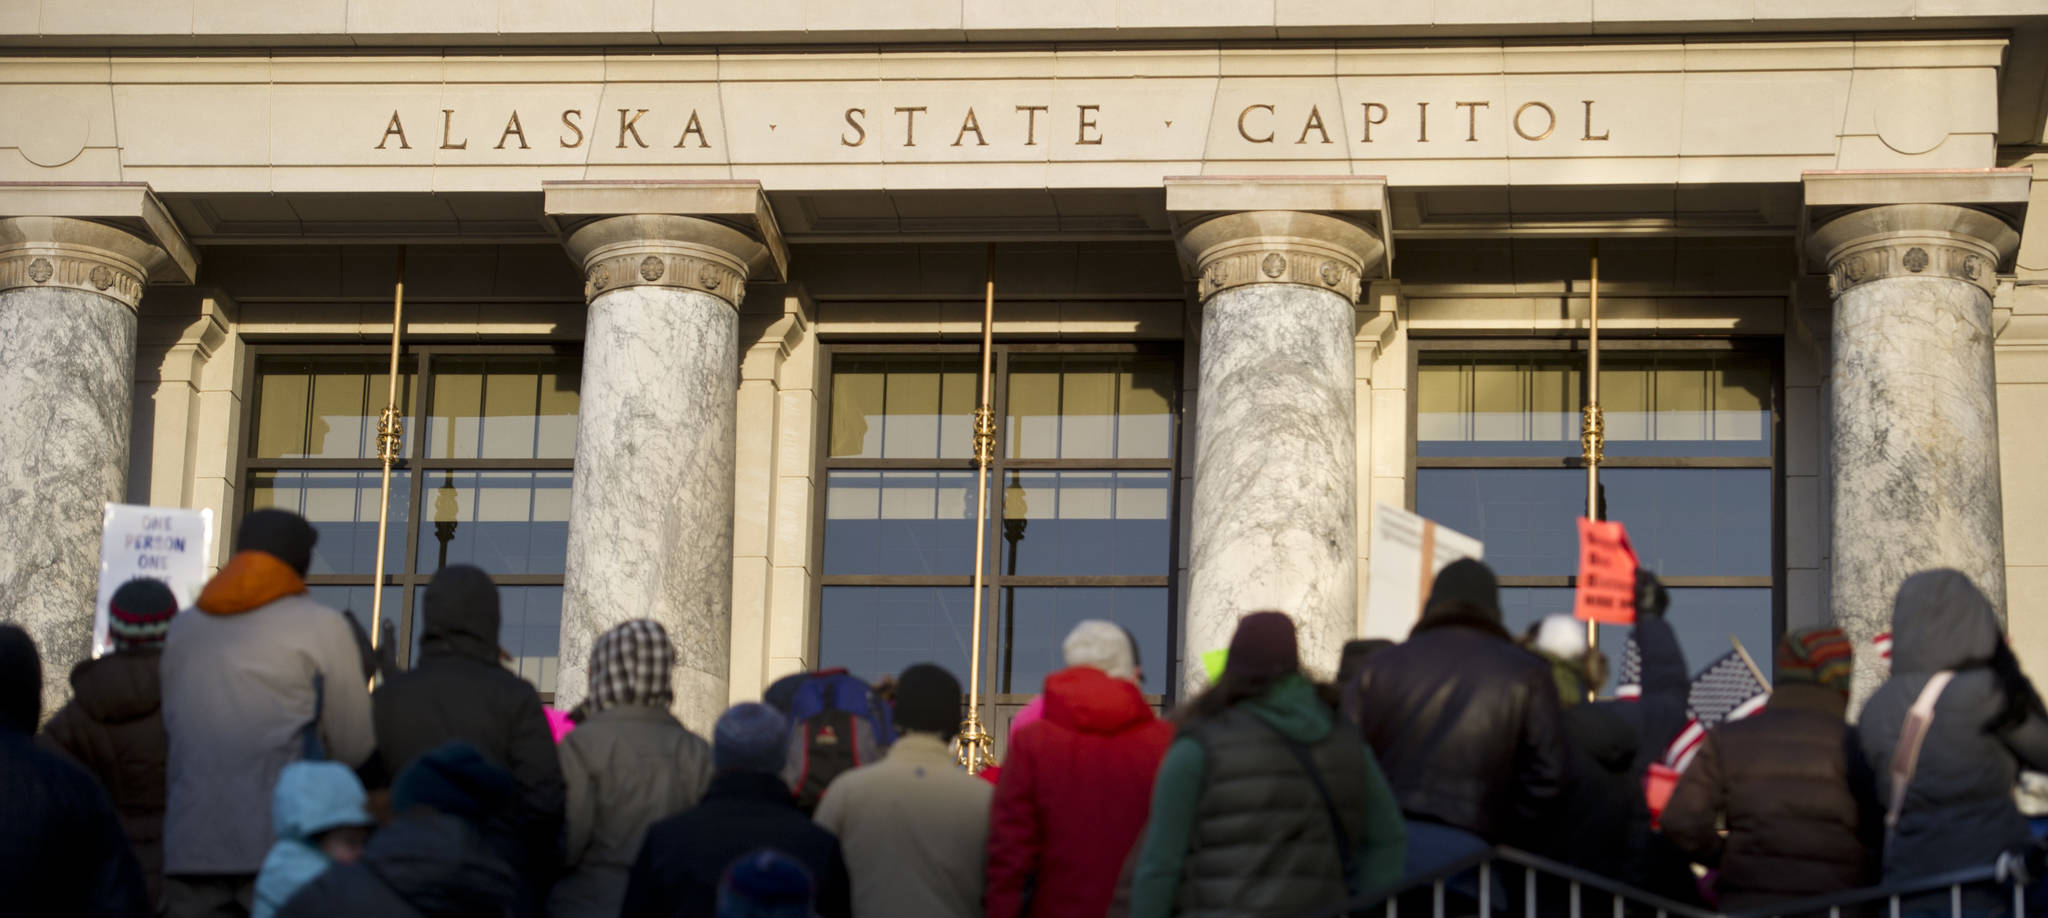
[0,729,151,917]
[620,771,853,918]
[1345,607,1569,848]
[38,649,168,904]
[276,807,518,918]
[1663,681,1880,909]
[370,567,564,901]
[1555,689,1640,880]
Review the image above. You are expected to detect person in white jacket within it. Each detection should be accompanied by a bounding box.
[160,510,374,917]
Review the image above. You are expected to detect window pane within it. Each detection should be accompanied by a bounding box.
[1006,356,1176,460]
[827,357,976,461]
[304,585,400,651]
[1000,587,1167,695]
[1417,468,1771,578]
[1004,471,1171,576]
[823,471,976,576]
[429,356,582,460]
[409,584,562,694]
[819,586,975,686]
[252,358,414,459]
[249,470,409,575]
[1417,352,1772,459]
[1499,587,1773,694]
[416,471,573,574]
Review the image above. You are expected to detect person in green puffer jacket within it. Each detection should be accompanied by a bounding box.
[1131,612,1405,918]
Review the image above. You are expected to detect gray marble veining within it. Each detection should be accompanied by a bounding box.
[0,286,137,719]
[1182,282,1357,694]
[557,286,738,733]
[1831,274,2005,705]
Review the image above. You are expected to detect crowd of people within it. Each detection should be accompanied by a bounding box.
[3,507,2047,917]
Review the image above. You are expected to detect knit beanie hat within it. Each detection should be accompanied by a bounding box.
[893,664,962,738]
[0,624,40,733]
[1423,559,1501,622]
[1225,612,1300,680]
[391,741,518,822]
[1530,614,1588,661]
[714,703,790,775]
[718,849,815,918]
[109,578,179,650]
[1777,627,1853,695]
[236,509,319,577]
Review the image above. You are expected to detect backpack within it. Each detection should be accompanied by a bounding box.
[784,670,896,814]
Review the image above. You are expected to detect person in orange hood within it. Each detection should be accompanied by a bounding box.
[160,509,375,918]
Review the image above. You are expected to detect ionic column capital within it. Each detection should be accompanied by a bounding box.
[544,181,788,310]
[1807,203,2020,299]
[1165,177,1389,306]
[0,216,169,309]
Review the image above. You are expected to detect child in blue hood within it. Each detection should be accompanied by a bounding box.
[253,760,376,918]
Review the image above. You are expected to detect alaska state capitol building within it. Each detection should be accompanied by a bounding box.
[3,1,2047,737]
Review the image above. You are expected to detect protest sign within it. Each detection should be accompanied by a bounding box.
[96,504,215,656]
[1572,516,1637,624]
[1362,505,1484,639]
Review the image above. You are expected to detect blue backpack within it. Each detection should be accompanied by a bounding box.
[783,670,896,813]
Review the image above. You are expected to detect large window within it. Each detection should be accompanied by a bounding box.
[1414,344,1780,689]
[817,346,1179,703]
[240,348,579,694]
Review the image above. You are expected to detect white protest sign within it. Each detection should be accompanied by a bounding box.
[1362,504,1484,640]
[96,504,215,656]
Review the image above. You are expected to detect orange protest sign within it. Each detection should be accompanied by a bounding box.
[1573,517,1638,624]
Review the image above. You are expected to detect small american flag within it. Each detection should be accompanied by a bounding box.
[1614,636,1643,700]
[1663,649,1771,772]
[1874,632,1893,660]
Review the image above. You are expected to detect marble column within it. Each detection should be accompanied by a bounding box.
[1176,211,1385,692]
[1810,203,2020,703]
[555,214,769,732]
[0,217,169,717]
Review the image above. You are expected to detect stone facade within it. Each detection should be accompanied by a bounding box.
[3,11,2047,720]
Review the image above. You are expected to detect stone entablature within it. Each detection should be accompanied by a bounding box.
[0,39,2005,194]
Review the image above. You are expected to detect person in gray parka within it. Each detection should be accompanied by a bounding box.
[1858,569,2048,887]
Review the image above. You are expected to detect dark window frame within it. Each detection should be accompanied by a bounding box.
[235,343,581,691]
[1409,336,1786,641]
[813,341,1184,710]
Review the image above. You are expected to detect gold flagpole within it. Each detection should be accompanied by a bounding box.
[957,244,999,774]
[1583,241,1603,652]
[368,248,406,674]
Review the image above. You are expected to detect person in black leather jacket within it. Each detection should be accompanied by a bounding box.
[1343,559,1570,856]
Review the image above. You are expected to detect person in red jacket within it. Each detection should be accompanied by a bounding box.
[986,621,1173,918]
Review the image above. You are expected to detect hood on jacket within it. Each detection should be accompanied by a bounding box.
[196,550,307,616]
[1241,673,1334,745]
[418,565,501,664]
[358,809,516,917]
[1566,704,1638,773]
[68,650,162,725]
[587,619,675,713]
[271,761,373,842]
[1042,666,1156,735]
[1891,569,2002,674]
[0,623,40,732]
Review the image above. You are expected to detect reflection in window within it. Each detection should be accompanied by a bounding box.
[1007,356,1175,460]
[428,357,580,460]
[819,587,975,685]
[253,359,415,459]
[823,471,976,577]
[1002,471,1171,577]
[1000,587,1168,695]
[1418,352,1772,458]
[828,357,977,460]
[249,470,410,576]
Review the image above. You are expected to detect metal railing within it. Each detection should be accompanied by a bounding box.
[1304,845,2035,918]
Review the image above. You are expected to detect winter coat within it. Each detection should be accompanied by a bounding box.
[1858,570,2048,883]
[0,728,152,917]
[550,704,714,918]
[254,761,374,918]
[620,771,853,918]
[161,551,375,875]
[1584,614,1698,900]
[1662,681,1878,909]
[987,666,1174,918]
[1345,609,1569,848]
[1132,674,1406,918]
[275,807,518,918]
[1538,656,1639,881]
[813,732,993,918]
[370,576,564,901]
[39,648,168,903]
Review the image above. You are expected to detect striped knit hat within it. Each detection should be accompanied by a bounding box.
[109,578,179,650]
[1776,626,1853,695]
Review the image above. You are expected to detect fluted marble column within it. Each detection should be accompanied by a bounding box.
[1810,203,2020,702]
[1176,210,1385,692]
[555,214,770,732]
[0,217,171,716]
